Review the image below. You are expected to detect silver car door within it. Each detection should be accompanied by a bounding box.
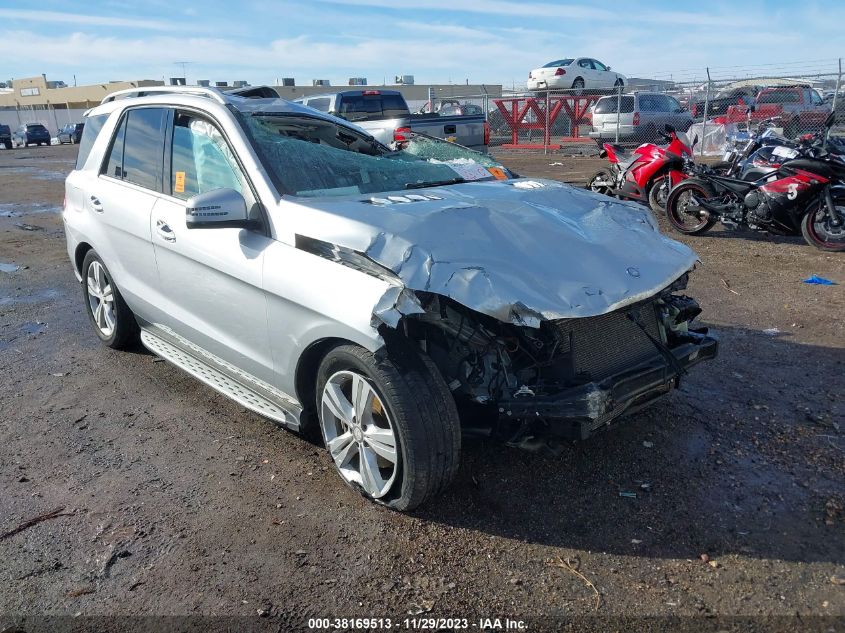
[84,107,168,324]
[149,110,275,384]
[576,58,595,89]
[591,59,611,88]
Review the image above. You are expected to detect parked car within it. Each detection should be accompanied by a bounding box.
[64,86,717,510]
[589,92,693,142]
[57,122,84,144]
[296,89,489,150]
[13,123,51,147]
[0,124,11,149]
[527,58,626,93]
[688,87,756,120]
[727,86,829,137]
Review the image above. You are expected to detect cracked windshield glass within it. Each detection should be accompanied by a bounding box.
[245,114,509,198]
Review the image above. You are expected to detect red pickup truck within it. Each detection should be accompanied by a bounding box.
[726,86,829,137]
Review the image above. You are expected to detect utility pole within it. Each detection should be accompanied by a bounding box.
[173,61,193,84]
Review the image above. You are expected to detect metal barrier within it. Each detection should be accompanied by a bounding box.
[492,95,599,149]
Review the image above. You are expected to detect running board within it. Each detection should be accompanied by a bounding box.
[140,325,302,432]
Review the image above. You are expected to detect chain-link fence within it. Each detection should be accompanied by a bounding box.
[478,61,845,156]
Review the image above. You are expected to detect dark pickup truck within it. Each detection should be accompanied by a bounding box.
[0,124,11,149]
[689,87,756,120]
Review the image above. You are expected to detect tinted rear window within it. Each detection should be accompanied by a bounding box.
[594,96,634,114]
[757,90,801,104]
[27,124,48,131]
[75,114,107,169]
[337,94,409,122]
[542,59,573,68]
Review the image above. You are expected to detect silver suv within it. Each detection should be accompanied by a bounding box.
[589,92,693,142]
[64,86,717,510]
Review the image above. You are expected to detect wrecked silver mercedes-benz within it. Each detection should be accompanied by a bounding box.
[66,88,717,510]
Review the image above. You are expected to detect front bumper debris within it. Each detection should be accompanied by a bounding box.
[497,331,718,441]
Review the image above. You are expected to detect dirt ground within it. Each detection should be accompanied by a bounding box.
[1,144,843,632]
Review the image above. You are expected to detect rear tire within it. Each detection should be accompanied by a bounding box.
[81,250,140,349]
[316,341,460,511]
[571,78,585,96]
[587,169,615,197]
[648,177,670,213]
[800,196,845,251]
[665,179,718,234]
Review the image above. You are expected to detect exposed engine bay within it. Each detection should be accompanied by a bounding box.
[394,273,716,446]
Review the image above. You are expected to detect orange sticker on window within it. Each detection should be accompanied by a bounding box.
[488,167,508,180]
[174,171,186,193]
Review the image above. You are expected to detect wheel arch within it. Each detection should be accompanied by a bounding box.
[74,241,94,276]
[294,336,361,421]
[572,76,585,88]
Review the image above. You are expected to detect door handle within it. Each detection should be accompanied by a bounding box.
[90,195,103,213]
[155,219,176,243]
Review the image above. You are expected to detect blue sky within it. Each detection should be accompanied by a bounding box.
[0,1,843,88]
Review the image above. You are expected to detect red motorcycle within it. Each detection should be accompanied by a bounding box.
[587,126,698,213]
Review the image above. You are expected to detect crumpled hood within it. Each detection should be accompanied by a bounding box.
[285,178,698,326]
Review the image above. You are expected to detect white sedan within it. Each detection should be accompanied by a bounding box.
[527,58,626,93]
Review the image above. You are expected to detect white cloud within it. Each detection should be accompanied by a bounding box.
[0,8,182,31]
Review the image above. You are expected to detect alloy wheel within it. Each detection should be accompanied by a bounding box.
[86,260,116,337]
[320,370,399,499]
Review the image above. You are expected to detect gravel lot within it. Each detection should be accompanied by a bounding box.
[1,144,843,632]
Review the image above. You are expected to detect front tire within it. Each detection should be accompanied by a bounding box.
[316,342,460,511]
[801,196,845,251]
[665,179,718,234]
[81,250,139,349]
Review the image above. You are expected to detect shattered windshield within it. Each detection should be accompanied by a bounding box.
[243,114,509,198]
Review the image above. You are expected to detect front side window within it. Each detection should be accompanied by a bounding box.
[592,60,608,71]
[170,112,245,200]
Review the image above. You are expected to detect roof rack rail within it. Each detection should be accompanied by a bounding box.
[100,85,229,105]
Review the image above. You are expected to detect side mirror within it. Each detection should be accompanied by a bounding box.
[607,66,611,70]
[185,188,257,230]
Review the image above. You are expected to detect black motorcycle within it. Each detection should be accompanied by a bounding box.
[665,112,845,251]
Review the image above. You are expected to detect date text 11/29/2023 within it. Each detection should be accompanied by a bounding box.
[307,617,528,630]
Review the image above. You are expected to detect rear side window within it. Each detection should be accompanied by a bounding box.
[103,116,127,179]
[75,114,107,169]
[593,96,634,114]
[638,95,663,112]
[757,90,800,104]
[102,108,167,191]
[306,97,331,112]
[337,94,409,122]
[543,59,573,68]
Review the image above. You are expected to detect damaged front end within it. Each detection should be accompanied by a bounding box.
[396,273,717,445]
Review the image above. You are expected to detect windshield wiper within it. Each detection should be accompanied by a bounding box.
[405,177,466,190]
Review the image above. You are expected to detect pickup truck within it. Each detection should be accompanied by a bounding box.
[688,87,756,120]
[295,89,489,151]
[726,86,829,137]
